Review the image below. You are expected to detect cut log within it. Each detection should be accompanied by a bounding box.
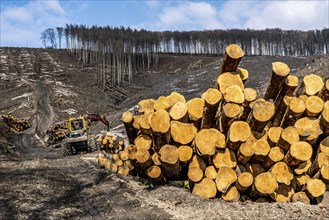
[318,79,329,101]
[282,97,305,127]
[139,113,151,135]
[222,185,240,202]
[251,139,270,163]
[147,165,164,184]
[237,132,256,165]
[245,163,265,177]
[154,95,170,111]
[273,75,298,107]
[308,152,329,176]
[284,141,313,167]
[188,167,204,183]
[127,144,137,160]
[132,115,141,131]
[267,127,283,146]
[319,136,329,156]
[189,155,207,171]
[216,72,245,93]
[138,98,155,114]
[169,101,188,122]
[118,166,130,176]
[152,152,162,166]
[124,160,134,171]
[294,160,312,175]
[119,149,129,161]
[212,148,237,169]
[200,88,222,129]
[271,184,294,203]
[264,62,290,101]
[192,177,217,199]
[304,178,326,200]
[219,103,243,134]
[177,145,193,164]
[272,95,294,127]
[291,174,310,191]
[253,172,278,195]
[291,192,310,204]
[170,121,197,145]
[249,101,275,132]
[134,134,152,151]
[136,149,152,169]
[278,126,300,152]
[186,98,205,128]
[167,91,186,107]
[297,74,324,96]
[218,44,244,76]
[98,156,107,168]
[223,85,245,104]
[236,172,254,192]
[294,117,323,144]
[227,121,251,151]
[270,161,294,185]
[159,144,180,180]
[122,111,137,144]
[215,166,237,193]
[237,67,249,83]
[241,88,257,121]
[304,95,324,117]
[313,164,329,184]
[204,165,218,180]
[320,101,329,134]
[149,109,171,150]
[194,128,226,156]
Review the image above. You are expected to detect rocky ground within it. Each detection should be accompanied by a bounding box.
[0,47,328,219]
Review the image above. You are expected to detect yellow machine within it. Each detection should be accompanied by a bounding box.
[61,116,95,156]
[61,113,109,156]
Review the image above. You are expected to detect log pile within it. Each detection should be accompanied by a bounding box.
[99,132,126,154]
[45,121,69,146]
[0,114,30,132]
[99,44,329,204]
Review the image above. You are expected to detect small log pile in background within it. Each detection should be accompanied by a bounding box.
[98,44,329,204]
[45,121,69,146]
[98,132,133,176]
[0,114,31,132]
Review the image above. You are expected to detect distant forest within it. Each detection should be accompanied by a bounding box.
[41,25,329,87]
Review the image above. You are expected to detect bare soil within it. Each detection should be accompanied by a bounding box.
[0,47,328,219]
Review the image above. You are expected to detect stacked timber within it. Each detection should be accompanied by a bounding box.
[0,114,30,132]
[99,44,329,204]
[46,121,69,144]
[99,132,126,154]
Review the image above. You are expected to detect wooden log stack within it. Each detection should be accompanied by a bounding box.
[98,44,329,204]
[0,114,31,132]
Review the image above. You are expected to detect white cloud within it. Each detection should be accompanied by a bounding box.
[219,0,329,30]
[0,0,67,47]
[140,0,328,31]
[141,2,223,31]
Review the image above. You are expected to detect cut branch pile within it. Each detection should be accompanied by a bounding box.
[0,114,30,132]
[98,44,329,204]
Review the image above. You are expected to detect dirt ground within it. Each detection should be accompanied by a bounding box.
[0,48,329,219]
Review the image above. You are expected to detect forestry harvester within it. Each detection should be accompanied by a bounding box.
[62,113,109,156]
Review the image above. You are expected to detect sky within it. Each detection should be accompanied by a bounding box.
[1,0,329,47]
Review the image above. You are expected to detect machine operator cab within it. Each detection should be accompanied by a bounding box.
[67,116,89,138]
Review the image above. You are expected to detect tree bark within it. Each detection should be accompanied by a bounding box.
[200,88,222,129]
[264,62,291,101]
[249,100,275,132]
[217,44,244,77]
